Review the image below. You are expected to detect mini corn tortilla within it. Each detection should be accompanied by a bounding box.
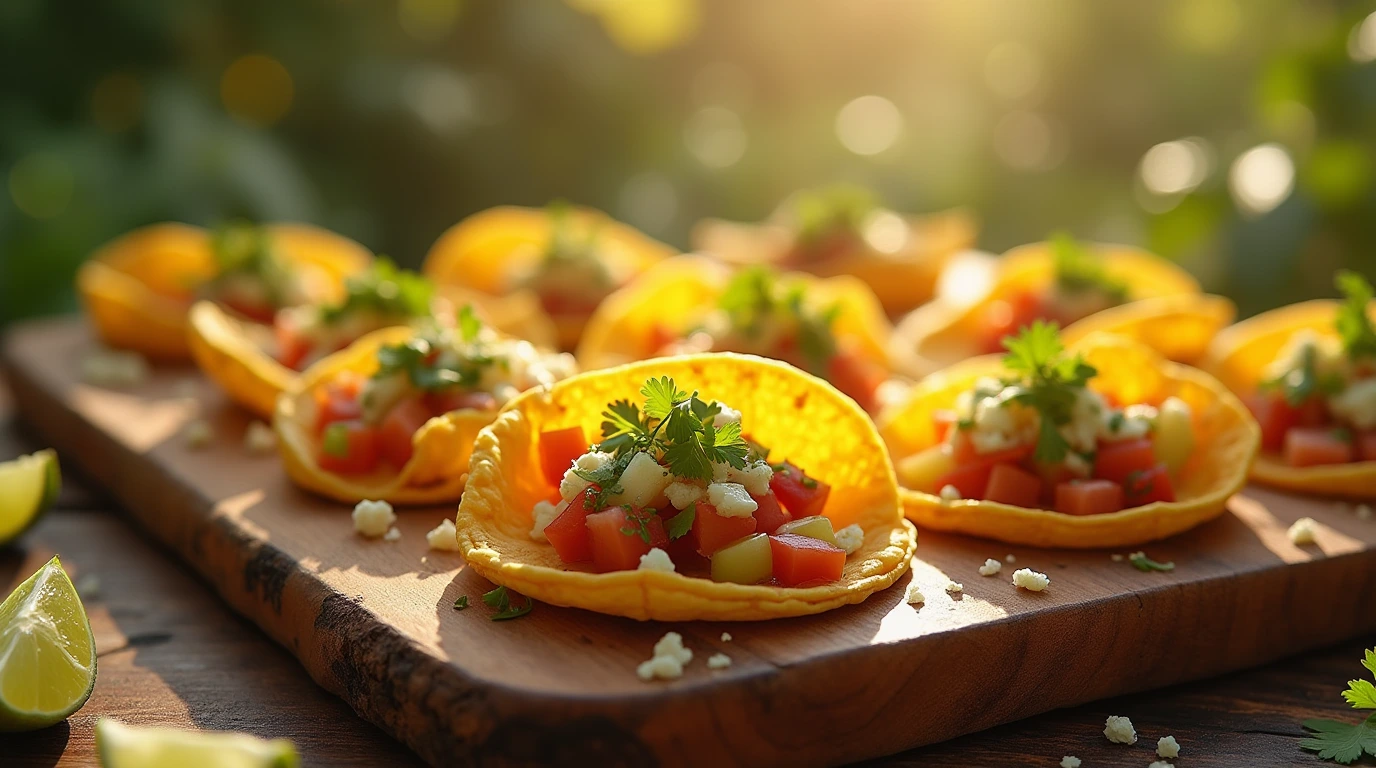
[422,206,677,349]
[693,208,977,317]
[878,335,1259,548]
[576,255,893,376]
[78,222,372,360]
[891,241,1225,379]
[275,327,496,505]
[1205,299,1376,498]
[455,353,916,621]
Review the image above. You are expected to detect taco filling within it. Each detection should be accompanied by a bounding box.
[311,309,576,476]
[899,322,1196,515]
[778,184,889,266]
[528,376,865,585]
[978,233,1129,353]
[509,203,624,320]
[198,222,336,324]
[1245,272,1376,468]
[646,267,888,411]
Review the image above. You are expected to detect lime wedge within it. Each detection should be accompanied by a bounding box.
[96,719,300,768]
[0,555,95,731]
[0,449,61,545]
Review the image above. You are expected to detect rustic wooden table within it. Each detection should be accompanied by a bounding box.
[0,382,1367,768]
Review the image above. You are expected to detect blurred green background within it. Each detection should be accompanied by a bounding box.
[2,0,1374,328]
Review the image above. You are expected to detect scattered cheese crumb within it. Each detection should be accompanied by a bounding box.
[636,632,693,681]
[707,653,732,669]
[426,519,462,551]
[559,451,613,501]
[383,527,401,542]
[708,482,758,517]
[978,558,1002,576]
[1157,735,1180,758]
[945,581,963,593]
[1005,554,1017,563]
[834,524,864,555]
[721,632,732,642]
[1011,568,1050,592]
[712,405,742,427]
[1358,504,1373,521]
[529,500,560,542]
[1104,714,1137,744]
[1059,758,1081,768]
[1148,762,1174,768]
[352,499,397,538]
[638,547,676,573]
[244,420,277,454]
[1288,517,1318,545]
[1111,553,1125,562]
[664,481,704,510]
[905,583,925,604]
[81,349,149,388]
[184,419,213,449]
[939,484,962,501]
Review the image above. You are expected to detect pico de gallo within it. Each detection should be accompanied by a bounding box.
[528,376,866,585]
[647,267,889,412]
[311,308,577,476]
[510,202,625,321]
[779,184,887,266]
[1246,272,1376,468]
[899,322,1196,515]
[273,259,435,371]
[199,222,334,325]
[978,232,1129,354]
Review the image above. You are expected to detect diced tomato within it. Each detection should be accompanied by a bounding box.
[826,348,888,413]
[932,410,958,443]
[980,290,1045,354]
[1122,463,1176,507]
[768,533,846,587]
[949,431,1034,466]
[1094,438,1157,485]
[313,374,365,435]
[545,489,604,564]
[316,420,380,475]
[692,502,758,557]
[933,462,994,500]
[1358,431,1376,462]
[1284,428,1354,467]
[377,396,431,469]
[1247,392,1328,453]
[585,506,667,573]
[221,295,277,325]
[769,462,831,519]
[538,426,587,488]
[983,463,1042,508]
[1053,479,1124,516]
[751,492,790,535]
[275,322,312,371]
[424,388,499,415]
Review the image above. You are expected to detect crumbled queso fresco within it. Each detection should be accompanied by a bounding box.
[637,632,693,681]
[1148,762,1174,768]
[1157,735,1181,758]
[834,524,864,555]
[352,499,396,538]
[1011,568,1050,592]
[707,653,732,670]
[1104,714,1137,744]
[426,519,462,551]
[1059,757,1080,768]
[244,420,277,454]
[978,558,1002,577]
[945,581,963,594]
[383,527,402,542]
[1288,517,1318,545]
[939,484,962,501]
[637,547,675,573]
[904,583,925,604]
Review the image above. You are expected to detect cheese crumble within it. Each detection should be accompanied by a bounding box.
[904,583,925,604]
[945,581,963,594]
[1157,735,1180,758]
[1059,758,1081,768]
[1012,568,1050,591]
[1104,714,1137,744]
[81,349,149,388]
[708,482,758,517]
[244,421,277,454]
[383,527,401,542]
[1148,762,1174,768]
[707,653,732,669]
[664,481,704,510]
[636,632,693,681]
[978,558,1002,576]
[529,500,560,542]
[1004,554,1017,563]
[352,499,396,538]
[834,524,864,555]
[426,519,462,551]
[1288,517,1318,545]
[638,547,676,573]
[721,632,732,642]
[939,484,962,501]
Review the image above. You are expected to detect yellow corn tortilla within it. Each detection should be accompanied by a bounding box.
[455,353,917,621]
[1204,299,1376,498]
[878,335,1259,548]
[78,222,372,360]
[187,287,559,419]
[891,241,1230,379]
[422,205,677,350]
[274,327,499,505]
[693,207,977,318]
[575,256,893,401]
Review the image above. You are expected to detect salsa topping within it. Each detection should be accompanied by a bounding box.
[514,201,618,316]
[202,222,321,323]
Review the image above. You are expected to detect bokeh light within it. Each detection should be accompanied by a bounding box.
[835,96,902,156]
[89,73,142,134]
[1172,0,1242,53]
[1229,143,1295,216]
[618,172,679,235]
[9,151,75,220]
[984,42,1043,102]
[992,111,1057,171]
[1139,138,1212,196]
[568,0,699,55]
[862,210,908,254]
[220,54,294,127]
[402,69,474,134]
[1348,12,1376,62]
[684,106,747,168]
[398,0,462,42]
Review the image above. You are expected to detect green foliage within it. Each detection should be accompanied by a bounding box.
[1000,321,1097,464]
[665,504,696,540]
[1300,647,1376,763]
[372,325,493,391]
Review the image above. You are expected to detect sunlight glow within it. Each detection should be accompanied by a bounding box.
[220,54,293,127]
[984,42,1043,101]
[684,106,746,168]
[1349,12,1376,62]
[992,111,1055,171]
[1139,138,1211,196]
[1229,143,1294,216]
[862,210,908,254]
[836,95,903,156]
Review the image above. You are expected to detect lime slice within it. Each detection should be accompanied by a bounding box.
[0,449,61,545]
[0,555,95,731]
[96,719,300,768]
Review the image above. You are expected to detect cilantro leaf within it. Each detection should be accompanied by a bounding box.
[619,506,655,543]
[1336,270,1376,362]
[453,596,468,611]
[1128,551,1175,572]
[1001,321,1097,464]
[1049,230,1127,302]
[481,585,534,621]
[1301,715,1376,764]
[321,257,433,325]
[321,423,351,458]
[1344,681,1376,711]
[641,376,690,421]
[665,504,696,540]
[790,183,877,245]
[458,304,482,343]
[662,439,714,483]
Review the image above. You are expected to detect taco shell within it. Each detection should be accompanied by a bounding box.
[878,335,1259,548]
[891,242,1228,379]
[455,353,917,621]
[274,327,496,505]
[1205,299,1376,498]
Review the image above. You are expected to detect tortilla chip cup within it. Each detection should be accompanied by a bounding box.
[878,335,1259,549]
[454,353,917,621]
[693,207,977,318]
[891,242,1232,379]
[576,256,892,380]
[275,328,496,505]
[422,206,677,350]
[78,222,372,360]
[1204,299,1376,498]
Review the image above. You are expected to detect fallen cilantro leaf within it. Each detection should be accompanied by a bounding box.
[1128,551,1175,572]
[453,596,469,611]
[1344,648,1376,710]
[1301,715,1376,764]
[665,504,696,540]
[481,585,534,621]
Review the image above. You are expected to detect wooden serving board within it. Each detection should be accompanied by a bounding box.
[6,316,1376,767]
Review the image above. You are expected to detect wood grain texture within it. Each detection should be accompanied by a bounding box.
[6,316,1376,767]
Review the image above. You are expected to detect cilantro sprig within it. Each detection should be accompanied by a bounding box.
[1301,648,1376,764]
[1336,270,1376,363]
[716,268,842,376]
[481,585,534,621]
[665,504,696,540]
[1127,551,1175,572]
[790,183,877,245]
[1049,231,1128,303]
[207,221,294,307]
[321,258,433,325]
[1000,321,1097,464]
[593,376,749,486]
[372,311,495,391]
